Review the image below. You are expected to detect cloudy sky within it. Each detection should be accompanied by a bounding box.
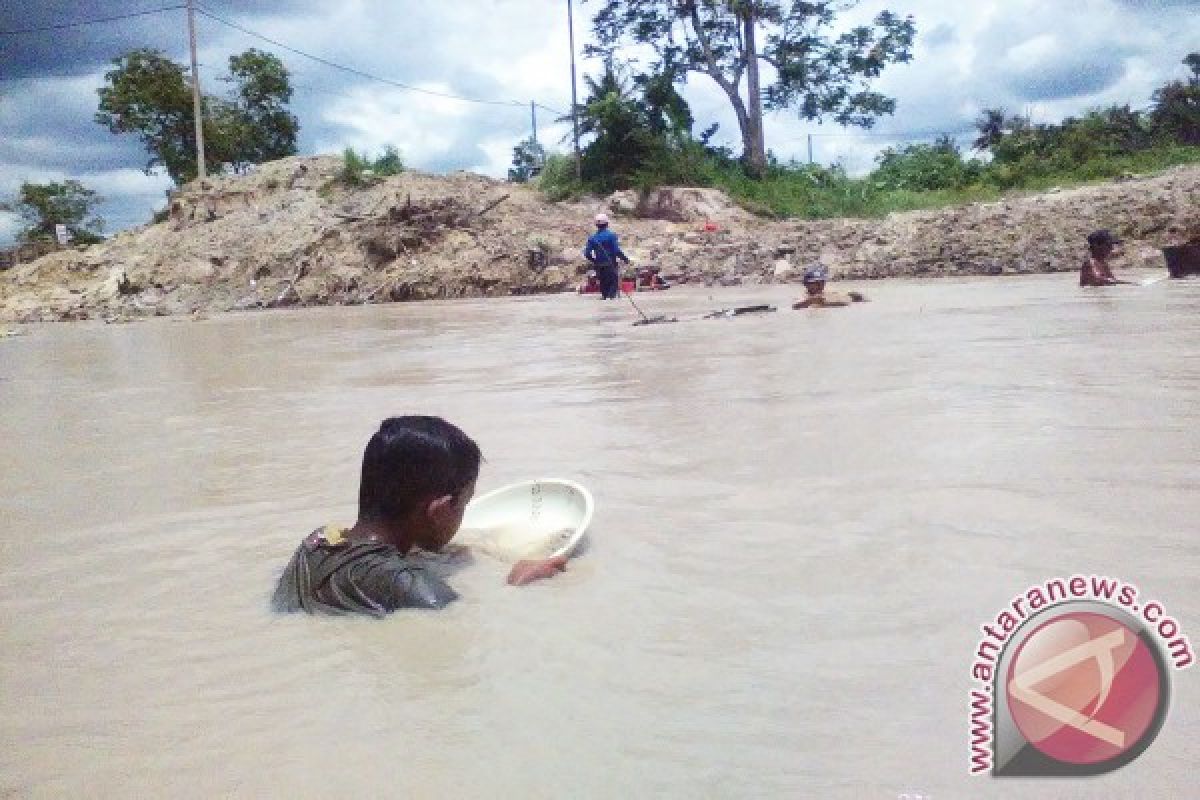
[1,0,1197,243]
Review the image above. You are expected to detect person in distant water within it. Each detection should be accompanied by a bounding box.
[272,416,567,617]
[791,264,867,309]
[584,213,631,300]
[1080,229,1132,287]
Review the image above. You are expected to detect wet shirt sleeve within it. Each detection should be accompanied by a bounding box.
[272,541,458,617]
[337,553,459,613]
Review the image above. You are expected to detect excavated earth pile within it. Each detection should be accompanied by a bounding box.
[1,155,1196,322]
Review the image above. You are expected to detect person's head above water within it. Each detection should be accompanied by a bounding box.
[802,263,829,294]
[357,416,482,552]
[1087,229,1122,258]
[594,213,609,229]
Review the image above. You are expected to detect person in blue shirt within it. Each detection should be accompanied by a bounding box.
[583,213,631,300]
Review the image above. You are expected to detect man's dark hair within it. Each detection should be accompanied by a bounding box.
[1087,229,1120,255]
[358,416,481,522]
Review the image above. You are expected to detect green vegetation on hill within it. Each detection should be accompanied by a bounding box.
[532,51,1200,219]
[333,146,405,189]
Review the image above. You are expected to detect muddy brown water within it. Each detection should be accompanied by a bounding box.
[1,276,1197,798]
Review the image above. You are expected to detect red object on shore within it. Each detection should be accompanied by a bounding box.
[636,268,670,290]
[578,269,668,294]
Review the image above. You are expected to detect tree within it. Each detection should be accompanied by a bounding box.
[1151,52,1200,146]
[588,1,915,176]
[1186,52,1200,83]
[972,110,1033,161]
[13,180,104,244]
[96,48,299,184]
[1068,106,1153,155]
[95,50,197,183]
[508,137,547,182]
[576,65,658,189]
[221,49,300,171]
[972,108,1007,152]
[571,61,708,190]
[873,135,979,191]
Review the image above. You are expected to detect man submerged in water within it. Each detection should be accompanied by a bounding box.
[1079,229,1132,287]
[272,416,567,617]
[791,264,867,308]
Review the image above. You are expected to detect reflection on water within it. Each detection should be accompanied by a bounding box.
[1,277,1197,797]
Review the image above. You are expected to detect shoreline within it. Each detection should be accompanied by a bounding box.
[1,269,1179,330]
[2,157,1195,324]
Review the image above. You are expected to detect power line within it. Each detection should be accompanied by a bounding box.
[0,59,221,83]
[290,83,363,101]
[796,128,976,139]
[0,4,186,35]
[0,71,102,82]
[193,5,526,109]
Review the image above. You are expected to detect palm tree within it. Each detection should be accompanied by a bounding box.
[973,108,1007,152]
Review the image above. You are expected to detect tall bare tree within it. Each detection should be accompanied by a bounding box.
[587,1,915,176]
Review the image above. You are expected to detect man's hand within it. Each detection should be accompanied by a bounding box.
[506,555,568,586]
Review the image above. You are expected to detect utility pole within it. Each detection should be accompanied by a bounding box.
[567,0,582,180]
[807,133,813,164]
[531,100,538,146]
[187,0,206,181]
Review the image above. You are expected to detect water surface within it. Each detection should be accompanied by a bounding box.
[1,276,1197,798]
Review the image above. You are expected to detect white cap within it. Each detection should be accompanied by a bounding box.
[594,213,609,226]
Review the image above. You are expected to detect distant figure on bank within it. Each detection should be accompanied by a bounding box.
[792,264,867,309]
[1080,229,1132,287]
[584,213,631,300]
[272,416,567,617]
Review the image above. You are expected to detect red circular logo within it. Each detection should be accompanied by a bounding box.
[1006,611,1164,765]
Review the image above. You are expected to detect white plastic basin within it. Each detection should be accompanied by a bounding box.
[459,478,593,562]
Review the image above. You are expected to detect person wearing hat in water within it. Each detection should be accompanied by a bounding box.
[792,264,867,308]
[271,416,568,617]
[584,213,632,300]
[1080,229,1132,287]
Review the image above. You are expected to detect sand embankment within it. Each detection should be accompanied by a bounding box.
[2,156,1196,322]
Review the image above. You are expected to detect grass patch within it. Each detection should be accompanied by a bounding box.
[539,145,1199,220]
[332,146,405,189]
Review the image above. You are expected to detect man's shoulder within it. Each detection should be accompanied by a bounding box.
[274,533,456,615]
[337,546,458,610]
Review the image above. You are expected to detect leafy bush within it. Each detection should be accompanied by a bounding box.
[334,146,404,188]
[872,138,983,191]
[508,138,546,183]
[336,148,373,188]
[536,153,585,201]
[372,145,404,177]
[10,180,105,243]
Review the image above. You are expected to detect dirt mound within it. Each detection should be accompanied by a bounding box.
[2,156,1197,322]
[607,187,754,224]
